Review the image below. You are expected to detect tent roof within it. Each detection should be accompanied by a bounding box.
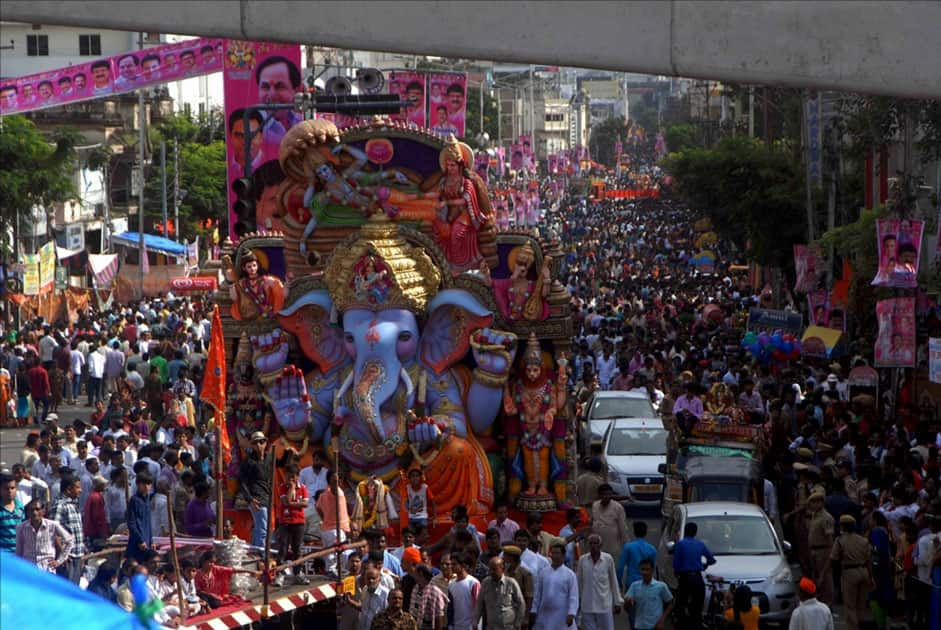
[112,232,186,257]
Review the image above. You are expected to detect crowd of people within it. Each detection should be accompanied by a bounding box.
[1,157,940,630]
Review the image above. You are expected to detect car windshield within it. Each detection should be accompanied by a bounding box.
[688,481,750,503]
[689,515,779,555]
[589,397,655,420]
[606,427,667,456]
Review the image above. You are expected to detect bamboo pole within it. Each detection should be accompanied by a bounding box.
[215,420,224,538]
[261,448,276,614]
[166,496,186,621]
[270,539,367,575]
[332,434,342,630]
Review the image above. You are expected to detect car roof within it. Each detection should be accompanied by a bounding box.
[591,390,651,400]
[684,456,760,478]
[606,417,665,429]
[681,502,766,518]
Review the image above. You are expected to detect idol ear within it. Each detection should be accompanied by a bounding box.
[420,289,493,375]
[278,290,347,373]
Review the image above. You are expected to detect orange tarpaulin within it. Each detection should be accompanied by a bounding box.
[603,189,660,200]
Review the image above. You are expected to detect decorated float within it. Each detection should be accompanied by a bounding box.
[213,117,574,533]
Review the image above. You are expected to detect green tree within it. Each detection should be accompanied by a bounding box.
[588,116,628,167]
[142,112,227,242]
[665,135,807,267]
[0,115,80,255]
[463,86,499,148]
[664,124,697,154]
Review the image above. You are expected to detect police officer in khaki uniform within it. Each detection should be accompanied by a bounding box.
[830,514,873,630]
[806,490,835,605]
[501,545,535,628]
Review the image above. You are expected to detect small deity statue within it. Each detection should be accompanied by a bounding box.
[432,135,493,275]
[504,334,568,500]
[482,241,550,322]
[357,475,391,530]
[224,334,270,496]
[223,250,285,321]
[704,382,744,424]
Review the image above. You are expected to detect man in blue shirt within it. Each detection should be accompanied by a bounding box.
[126,471,154,563]
[0,474,25,552]
[618,520,658,590]
[625,558,673,630]
[672,521,716,630]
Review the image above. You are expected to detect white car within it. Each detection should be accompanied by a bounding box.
[580,390,658,451]
[657,502,796,625]
[602,417,667,506]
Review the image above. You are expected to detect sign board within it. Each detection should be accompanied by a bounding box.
[168,276,218,292]
[747,308,804,336]
[66,224,85,251]
[55,265,68,290]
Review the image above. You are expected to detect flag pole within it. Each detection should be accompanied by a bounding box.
[166,496,187,621]
[215,411,224,538]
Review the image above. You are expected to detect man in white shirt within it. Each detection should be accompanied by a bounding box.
[576,534,620,630]
[514,529,549,578]
[450,553,481,630]
[788,577,833,630]
[915,516,940,585]
[355,568,389,630]
[531,543,579,629]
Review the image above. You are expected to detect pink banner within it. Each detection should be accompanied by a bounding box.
[387,70,426,128]
[222,41,303,238]
[474,150,489,183]
[510,144,524,171]
[793,244,822,293]
[0,38,224,116]
[872,217,924,288]
[808,289,830,326]
[428,72,466,137]
[874,297,915,367]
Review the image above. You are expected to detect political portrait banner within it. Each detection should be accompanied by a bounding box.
[793,244,822,293]
[935,207,941,265]
[22,254,40,296]
[0,37,224,116]
[872,218,924,288]
[874,297,915,368]
[510,144,524,172]
[519,135,534,171]
[386,70,426,128]
[930,338,941,384]
[222,41,303,238]
[808,289,830,327]
[474,150,490,183]
[428,72,466,138]
[39,240,56,293]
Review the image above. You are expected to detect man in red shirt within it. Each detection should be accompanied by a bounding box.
[27,360,51,424]
[82,476,110,549]
[278,464,309,585]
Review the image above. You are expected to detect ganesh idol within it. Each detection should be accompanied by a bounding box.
[249,215,517,518]
[504,333,568,504]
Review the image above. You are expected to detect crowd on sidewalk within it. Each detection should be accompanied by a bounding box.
[1,159,941,630]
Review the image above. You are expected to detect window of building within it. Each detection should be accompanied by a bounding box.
[26,34,49,56]
[78,34,101,56]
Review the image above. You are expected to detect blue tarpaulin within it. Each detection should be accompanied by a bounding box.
[0,551,148,629]
[112,232,186,257]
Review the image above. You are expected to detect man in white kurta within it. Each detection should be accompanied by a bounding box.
[531,544,579,630]
[576,534,621,630]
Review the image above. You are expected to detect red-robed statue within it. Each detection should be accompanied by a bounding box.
[432,135,493,275]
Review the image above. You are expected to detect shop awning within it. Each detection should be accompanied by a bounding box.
[112,232,186,257]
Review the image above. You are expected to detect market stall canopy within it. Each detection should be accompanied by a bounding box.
[112,232,187,257]
[55,245,84,260]
[801,325,847,359]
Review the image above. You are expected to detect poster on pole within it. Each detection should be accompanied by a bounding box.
[428,72,466,138]
[872,218,924,288]
[23,254,40,295]
[874,297,916,368]
[793,244,822,293]
[223,41,303,238]
[387,70,426,128]
[930,338,941,384]
[39,241,56,293]
[0,37,224,116]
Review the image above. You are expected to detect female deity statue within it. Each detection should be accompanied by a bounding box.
[223,250,285,321]
[482,241,550,322]
[432,135,493,275]
[357,475,391,530]
[704,382,744,424]
[504,334,568,501]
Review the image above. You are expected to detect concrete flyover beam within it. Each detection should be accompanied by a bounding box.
[3,0,940,98]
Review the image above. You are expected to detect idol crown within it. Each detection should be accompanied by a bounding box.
[325,216,442,313]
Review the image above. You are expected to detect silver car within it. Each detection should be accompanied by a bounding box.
[580,390,658,451]
[657,502,796,625]
[603,417,667,506]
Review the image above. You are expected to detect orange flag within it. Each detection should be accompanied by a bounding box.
[201,305,230,461]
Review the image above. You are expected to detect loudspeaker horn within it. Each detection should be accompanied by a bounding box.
[356,68,385,95]
[324,75,353,96]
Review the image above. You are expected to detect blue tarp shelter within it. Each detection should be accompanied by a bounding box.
[112,232,186,257]
[0,551,148,629]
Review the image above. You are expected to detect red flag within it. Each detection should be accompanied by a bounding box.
[200,305,229,460]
